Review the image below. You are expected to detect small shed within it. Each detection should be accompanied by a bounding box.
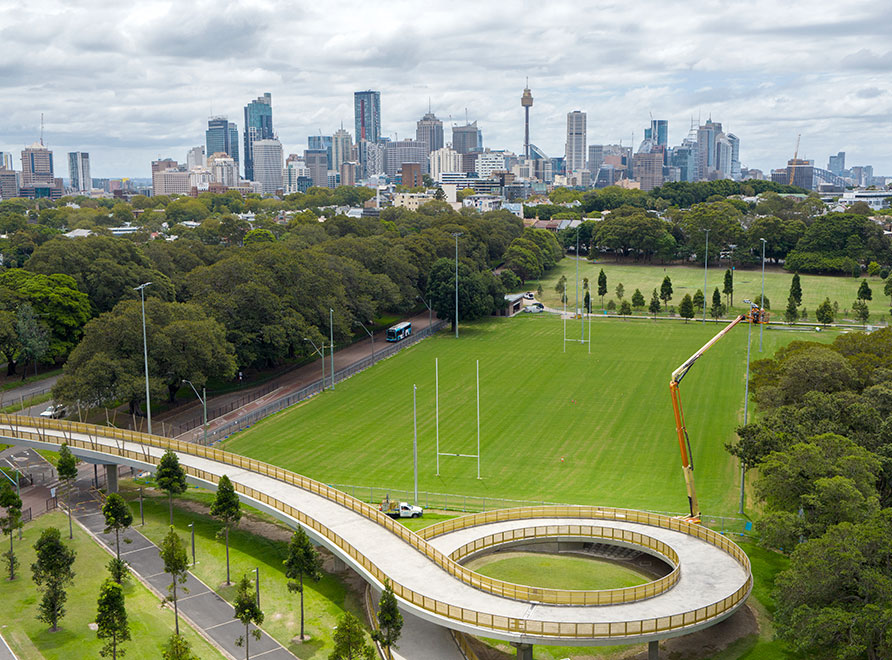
[498,293,525,317]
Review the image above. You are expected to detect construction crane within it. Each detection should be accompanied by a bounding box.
[788,134,801,186]
[669,301,768,523]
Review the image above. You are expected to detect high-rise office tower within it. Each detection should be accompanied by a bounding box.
[354,90,381,144]
[696,119,721,180]
[67,152,91,192]
[384,140,427,177]
[331,127,353,171]
[416,111,444,155]
[244,93,273,181]
[252,139,283,195]
[728,134,740,180]
[304,149,329,188]
[588,145,604,173]
[186,146,206,170]
[0,169,18,199]
[828,151,845,175]
[715,133,733,179]
[206,118,239,167]
[21,142,55,188]
[0,152,13,170]
[564,111,586,174]
[207,153,239,187]
[643,119,668,148]
[429,147,463,183]
[308,135,333,169]
[521,84,533,159]
[451,121,482,155]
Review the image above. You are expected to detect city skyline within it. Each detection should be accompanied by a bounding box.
[2,0,892,178]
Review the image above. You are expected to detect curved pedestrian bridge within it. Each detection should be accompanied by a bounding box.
[0,415,751,647]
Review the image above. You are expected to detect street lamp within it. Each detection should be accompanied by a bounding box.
[702,230,709,323]
[134,282,153,434]
[354,320,375,361]
[451,232,463,338]
[183,380,207,446]
[329,308,335,390]
[417,295,433,330]
[759,238,767,352]
[303,338,325,392]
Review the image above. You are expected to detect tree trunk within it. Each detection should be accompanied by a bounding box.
[115,528,120,560]
[67,483,73,540]
[173,578,179,635]
[299,573,304,639]
[9,531,13,580]
[169,493,173,525]
[225,527,230,585]
[5,359,14,377]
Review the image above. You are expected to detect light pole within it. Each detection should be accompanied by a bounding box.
[702,230,709,323]
[188,522,195,566]
[134,282,153,434]
[252,567,260,609]
[413,384,418,506]
[303,338,325,391]
[452,232,462,338]
[183,380,207,446]
[354,321,375,361]
[759,238,767,352]
[418,295,433,330]
[329,308,335,390]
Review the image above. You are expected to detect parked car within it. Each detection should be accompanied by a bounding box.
[39,404,68,419]
[524,306,543,314]
[523,292,535,300]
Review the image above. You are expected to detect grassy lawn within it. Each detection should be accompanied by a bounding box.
[466,552,647,590]
[0,512,222,660]
[537,259,891,322]
[117,483,369,660]
[224,315,837,516]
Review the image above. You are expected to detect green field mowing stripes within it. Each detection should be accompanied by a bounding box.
[223,315,837,516]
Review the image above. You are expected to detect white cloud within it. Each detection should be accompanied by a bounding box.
[1,0,891,177]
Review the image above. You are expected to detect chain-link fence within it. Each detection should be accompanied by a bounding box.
[189,320,448,444]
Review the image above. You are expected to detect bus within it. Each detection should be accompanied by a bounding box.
[386,321,412,342]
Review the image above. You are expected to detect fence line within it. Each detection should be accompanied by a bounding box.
[182,319,448,443]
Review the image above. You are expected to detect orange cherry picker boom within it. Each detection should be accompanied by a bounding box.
[669,300,768,523]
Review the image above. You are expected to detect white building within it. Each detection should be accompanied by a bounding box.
[331,128,353,172]
[439,172,474,189]
[393,192,434,210]
[429,146,462,183]
[152,168,191,196]
[284,159,309,194]
[462,194,503,212]
[475,151,507,179]
[189,168,212,191]
[67,152,91,193]
[565,110,587,174]
[207,152,239,188]
[186,145,206,170]
[252,139,284,195]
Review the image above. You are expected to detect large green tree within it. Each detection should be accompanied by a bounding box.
[789,273,802,305]
[0,481,23,580]
[31,526,76,631]
[155,451,187,525]
[597,269,607,308]
[102,493,133,583]
[371,580,403,660]
[57,443,78,540]
[425,258,505,332]
[210,475,241,585]
[96,578,130,659]
[53,299,236,413]
[723,269,734,307]
[330,612,375,660]
[679,294,694,322]
[284,527,322,641]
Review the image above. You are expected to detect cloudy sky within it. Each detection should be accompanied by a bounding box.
[3,0,891,179]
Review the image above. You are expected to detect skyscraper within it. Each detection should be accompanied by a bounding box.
[67,152,91,192]
[429,147,463,183]
[696,119,721,180]
[252,139,283,195]
[416,111,444,155]
[243,93,273,181]
[354,90,381,144]
[384,140,427,177]
[308,135,333,169]
[206,118,239,167]
[644,119,668,148]
[588,145,604,173]
[0,152,13,170]
[331,127,353,172]
[22,142,54,188]
[304,149,329,188]
[828,151,845,175]
[186,146,206,170]
[564,111,587,174]
[521,84,533,159]
[451,121,482,155]
[728,134,741,181]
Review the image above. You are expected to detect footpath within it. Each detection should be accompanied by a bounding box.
[71,490,296,660]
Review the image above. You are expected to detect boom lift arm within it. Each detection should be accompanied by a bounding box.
[669,302,768,523]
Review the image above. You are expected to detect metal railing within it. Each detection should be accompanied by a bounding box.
[0,415,752,641]
[447,524,681,606]
[181,319,448,444]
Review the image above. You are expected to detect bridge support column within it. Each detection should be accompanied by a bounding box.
[649,640,660,659]
[511,643,533,660]
[105,464,119,493]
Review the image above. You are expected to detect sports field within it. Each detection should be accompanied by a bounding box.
[224,315,837,516]
[466,552,647,590]
[538,259,892,321]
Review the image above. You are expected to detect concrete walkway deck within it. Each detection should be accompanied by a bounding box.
[0,419,751,648]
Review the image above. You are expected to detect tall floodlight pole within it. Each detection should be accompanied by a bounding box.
[435,358,440,476]
[329,308,335,389]
[575,228,580,326]
[413,384,418,505]
[740,304,754,515]
[183,380,207,446]
[702,230,709,323]
[476,359,481,480]
[452,232,462,338]
[759,238,767,352]
[134,282,153,434]
[303,338,325,391]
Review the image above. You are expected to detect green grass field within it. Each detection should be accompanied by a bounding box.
[224,315,837,516]
[535,259,892,322]
[466,552,647,590]
[0,512,222,660]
